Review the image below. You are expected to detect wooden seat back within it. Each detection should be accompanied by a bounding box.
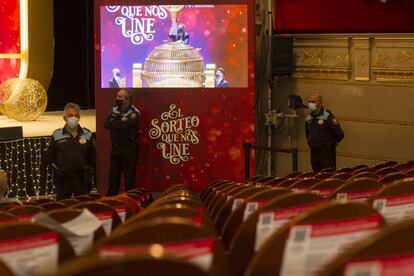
[0,221,75,272]
[97,217,231,276]
[318,219,414,276]
[56,254,210,276]
[8,205,44,222]
[288,178,321,192]
[329,177,383,202]
[39,202,67,211]
[309,178,345,197]
[221,188,291,249]
[214,186,267,233]
[72,202,123,236]
[228,193,325,276]
[245,203,384,276]
[378,172,408,185]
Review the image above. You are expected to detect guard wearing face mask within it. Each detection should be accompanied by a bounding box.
[104,89,140,196]
[305,93,344,171]
[46,103,95,200]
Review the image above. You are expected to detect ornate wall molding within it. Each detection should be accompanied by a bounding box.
[287,35,414,83]
[372,38,414,82]
[293,38,350,80]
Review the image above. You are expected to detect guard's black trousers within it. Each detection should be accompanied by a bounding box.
[310,146,336,172]
[106,144,138,196]
[55,172,91,201]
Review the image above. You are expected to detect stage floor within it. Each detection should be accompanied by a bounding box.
[0,109,96,137]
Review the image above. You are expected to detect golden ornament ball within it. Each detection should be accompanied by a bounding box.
[0,78,20,116]
[2,78,48,121]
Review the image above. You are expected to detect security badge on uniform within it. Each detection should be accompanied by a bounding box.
[122,116,128,121]
[79,137,87,144]
[318,119,324,125]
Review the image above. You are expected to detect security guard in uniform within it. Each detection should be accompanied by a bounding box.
[46,103,95,200]
[104,89,140,196]
[305,93,344,171]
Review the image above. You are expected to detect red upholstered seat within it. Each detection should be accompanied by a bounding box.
[228,193,325,276]
[56,254,210,276]
[319,219,414,276]
[245,203,384,276]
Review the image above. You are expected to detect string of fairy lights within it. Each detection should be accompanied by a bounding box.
[0,137,55,199]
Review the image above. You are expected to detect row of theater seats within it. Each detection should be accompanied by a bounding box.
[0,160,414,275]
[200,160,414,275]
[0,188,154,275]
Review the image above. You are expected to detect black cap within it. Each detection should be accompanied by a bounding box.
[288,95,306,109]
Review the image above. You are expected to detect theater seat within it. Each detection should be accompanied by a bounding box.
[56,254,210,276]
[378,172,408,185]
[0,211,17,224]
[8,205,44,221]
[368,177,414,224]
[43,208,107,256]
[96,217,232,276]
[318,219,414,276]
[288,178,321,192]
[0,221,75,275]
[262,177,288,186]
[59,198,81,206]
[200,180,231,203]
[329,177,383,202]
[228,193,324,276]
[221,188,292,249]
[98,199,134,223]
[214,186,267,233]
[0,260,13,276]
[71,202,123,236]
[309,178,345,197]
[120,203,214,232]
[245,202,384,276]
[39,202,67,211]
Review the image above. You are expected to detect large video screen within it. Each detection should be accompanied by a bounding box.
[100,4,248,88]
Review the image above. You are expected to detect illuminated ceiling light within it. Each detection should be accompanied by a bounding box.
[19,0,29,79]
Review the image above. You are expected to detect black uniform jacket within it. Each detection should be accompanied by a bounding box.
[104,105,141,147]
[305,107,344,149]
[46,126,95,174]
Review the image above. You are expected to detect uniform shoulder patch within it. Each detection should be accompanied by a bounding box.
[130,112,137,119]
[332,118,338,125]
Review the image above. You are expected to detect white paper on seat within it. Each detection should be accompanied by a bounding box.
[33,209,102,256]
[61,209,102,236]
[94,211,113,236]
[113,205,127,223]
[280,214,382,276]
[254,201,323,252]
[33,209,102,237]
[344,253,414,276]
[373,193,414,224]
[0,232,59,276]
[67,234,94,256]
[99,237,216,272]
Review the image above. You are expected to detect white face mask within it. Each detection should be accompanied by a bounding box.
[67,117,79,129]
[308,102,317,112]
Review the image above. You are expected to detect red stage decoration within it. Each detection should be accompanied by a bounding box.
[0,0,21,83]
[274,0,414,33]
[94,0,255,192]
